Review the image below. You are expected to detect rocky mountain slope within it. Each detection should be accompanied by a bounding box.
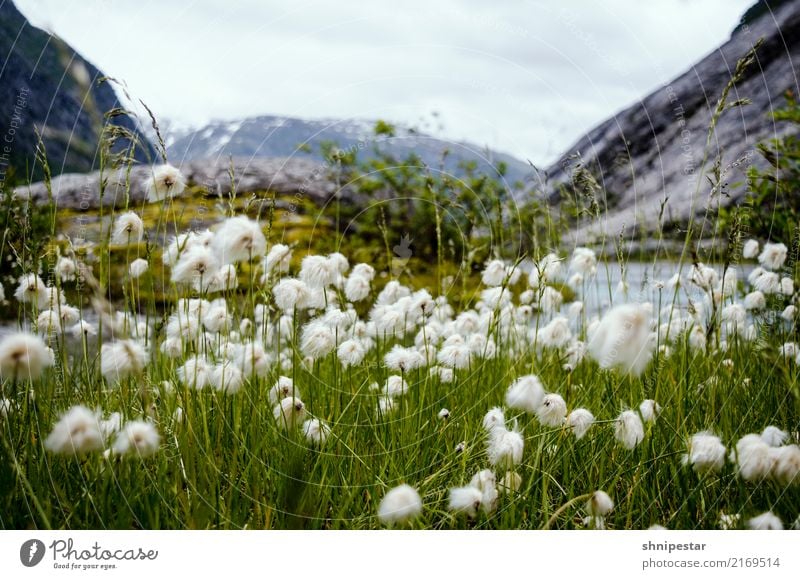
[0,0,153,183]
[166,115,533,187]
[546,0,800,243]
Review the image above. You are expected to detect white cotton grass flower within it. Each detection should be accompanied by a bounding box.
[505,374,545,414]
[0,397,17,419]
[498,471,523,494]
[761,426,788,447]
[470,469,499,514]
[273,397,306,429]
[300,322,336,358]
[614,410,645,449]
[299,254,338,288]
[731,434,773,481]
[487,425,524,467]
[781,277,794,296]
[583,490,614,530]
[112,420,160,458]
[481,259,509,287]
[743,291,766,310]
[44,405,104,455]
[235,341,271,377]
[536,316,572,348]
[36,310,61,337]
[302,418,331,445]
[208,361,244,393]
[377,395,396,416]
[536,285,563,313]
[436,340,471,369]
[482,407,506,431]
[100,340,147,382]
[99,412,122,439]
[269,376,299,404]
[448,485,484,517]
[211,216,266,263]
[14,273,48,307]
[586,490,614,517]
[772,444,800,485]
[718,512,741,530]
[262,243,292,278]
[384,345,425,372]
[273,278,309,311]
[747,511,783,530]
[56,257,77,282]
[638,399,661,423]
[437,408,450,421]
[177,356,210,389]
[0,332,54,380]
[146,164,186,202]
[382,375,408,398]
[570,247,597,274]
[171,245,219,289]
[752,270,781,294]
[587,303,653,376]
[535,393,567,427]
[683,431,726,474]
[377,484,422,526]
[758,242,788,271]
[742,239,759,259]
[430,366,454,383]
[111,211,144,245]
[566,408,594,440]
[129,258,149,279]
[337,339,366,368]
[344,274,371,302]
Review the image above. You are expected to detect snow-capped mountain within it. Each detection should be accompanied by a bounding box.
[165,115,534,187]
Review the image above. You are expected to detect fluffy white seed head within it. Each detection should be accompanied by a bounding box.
[638,399,661,423]
[614,410,645,449]
[100,340,147,382]
[212,216,267,264]
[147,164,186,202]
[747,511,783,530]
[302,418,331,445]
[112,420,161,457]
[586,490,614,517]
[112,211,144,245]
[758,242,788,271]
[684,431,726,473]
[505,375,545,414]
[536,393,567,427]
[273,397,306,429]
[44,405,104,455]
[742,239,759,259]
[566,408,595,440]
[377,484,422,526]
[0,332,54,380]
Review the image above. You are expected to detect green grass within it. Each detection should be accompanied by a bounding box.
[1,249,798,529]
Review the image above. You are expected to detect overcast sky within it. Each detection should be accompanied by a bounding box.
[15,0,754,163]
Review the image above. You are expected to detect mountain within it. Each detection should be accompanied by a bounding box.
[166,116,534,188]
[0,0,153,184]
[545,0,800,243]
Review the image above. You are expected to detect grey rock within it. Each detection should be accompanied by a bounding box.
[544,0,800,243]
[14,157,338,209]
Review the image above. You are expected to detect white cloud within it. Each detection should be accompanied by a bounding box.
[15,0,753,162]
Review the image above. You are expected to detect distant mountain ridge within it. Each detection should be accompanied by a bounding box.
[166,115,534,188]
[0,0,153,183]
[545,0,800,242]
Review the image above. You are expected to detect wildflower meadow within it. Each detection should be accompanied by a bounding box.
[0,152,798,531]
